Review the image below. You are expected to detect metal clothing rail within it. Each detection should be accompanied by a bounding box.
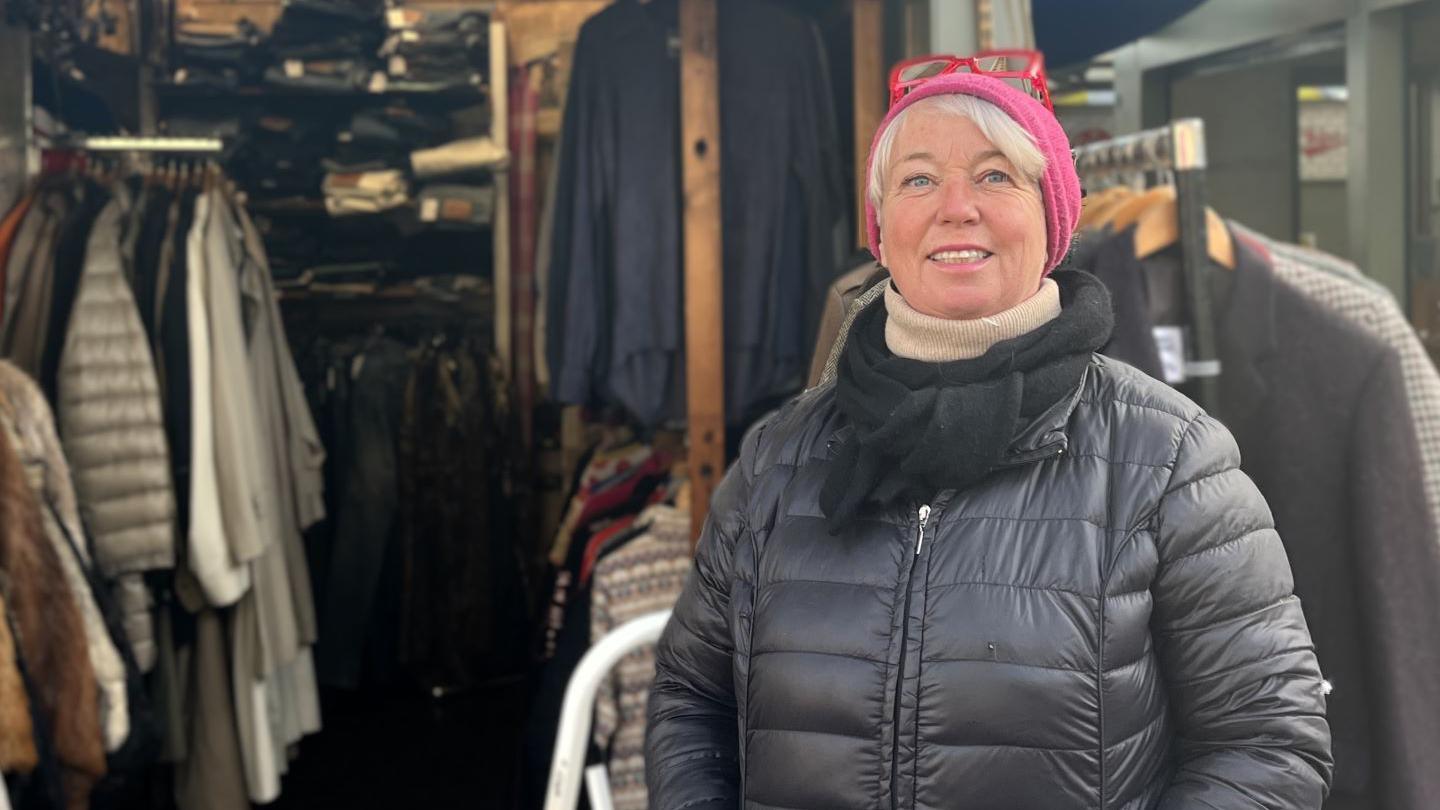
[1071,118,1220,413]
[73,135,225,153]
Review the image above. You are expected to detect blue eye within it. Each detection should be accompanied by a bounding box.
[981,169,1012,185]
[903,175,934,189]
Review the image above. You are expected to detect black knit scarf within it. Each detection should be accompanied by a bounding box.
[821,270,1114,531]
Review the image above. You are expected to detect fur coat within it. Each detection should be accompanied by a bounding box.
[0,591,37,773]
[0,360,129,752]
[0,414,105,808]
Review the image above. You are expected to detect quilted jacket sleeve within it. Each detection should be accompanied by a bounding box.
[645,436,753,808]
[1152,414,1333,808]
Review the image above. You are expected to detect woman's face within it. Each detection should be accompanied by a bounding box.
[878,106,1048,320]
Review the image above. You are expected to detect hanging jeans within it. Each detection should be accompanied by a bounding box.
[315,338,410,689]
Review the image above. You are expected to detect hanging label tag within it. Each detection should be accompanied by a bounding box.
[389,55,407,76]
[284,59,304,78]
[368,71,388,93]
[386,8,408,28]
[419,198,440,222]
[440,199,474,221]
[1153,326,1187,384]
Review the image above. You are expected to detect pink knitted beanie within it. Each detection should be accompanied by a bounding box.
[865,72,1082,275]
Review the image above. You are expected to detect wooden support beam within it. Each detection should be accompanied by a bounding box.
[680,0,726,545]
[491,19,514,377]
[853,0,885,249]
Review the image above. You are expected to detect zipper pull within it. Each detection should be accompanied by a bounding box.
[915,504,932,556]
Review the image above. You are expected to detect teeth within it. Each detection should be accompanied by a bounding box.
[930,250,991,263]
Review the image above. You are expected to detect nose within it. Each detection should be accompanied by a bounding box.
[937,177,981,226]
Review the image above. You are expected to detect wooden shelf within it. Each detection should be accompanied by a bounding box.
[154,80,489,103]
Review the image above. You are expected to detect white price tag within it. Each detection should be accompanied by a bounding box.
[1152,326,1187,384]
[283,59,304,78]
[420,198,440,222]
[389,55,407,76]
[368,71,388,93]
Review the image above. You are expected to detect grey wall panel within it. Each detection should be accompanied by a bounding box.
[1170,61,1298,243]
[0,24,31,214]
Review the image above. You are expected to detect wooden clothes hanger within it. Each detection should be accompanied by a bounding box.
[1132,199,1236,269]
[673,478,692,515]
[667,456,692,514]
[1104,184,1175,232]
[1077,186,1135,231]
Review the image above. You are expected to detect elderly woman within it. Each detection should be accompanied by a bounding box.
[645,74,1332,809]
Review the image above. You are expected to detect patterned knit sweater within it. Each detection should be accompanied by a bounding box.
[590,504,692,810]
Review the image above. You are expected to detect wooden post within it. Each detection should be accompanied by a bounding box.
[680,0,725,544]
[491,19,514,375]
[853,0,885,249]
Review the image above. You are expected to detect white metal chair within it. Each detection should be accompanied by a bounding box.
[543,609,673,810]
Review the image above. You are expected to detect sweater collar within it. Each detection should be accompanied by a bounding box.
[883,279,1061,362]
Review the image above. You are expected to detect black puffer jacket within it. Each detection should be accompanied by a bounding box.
[647,352,1333,809]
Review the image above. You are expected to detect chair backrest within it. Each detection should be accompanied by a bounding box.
[543,609,673,810]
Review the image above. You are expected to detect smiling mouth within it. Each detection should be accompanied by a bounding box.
[929,249,993,263]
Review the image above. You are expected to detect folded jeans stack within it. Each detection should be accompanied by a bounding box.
[172,20,269,88]
[381,8,487,89]
[329,106,453,173]
[322,170,409,216]
[416,184,495,228]
[265,0,385,93]
[264,59,375,94]
[230,114,344,199]
[410,137,509,180]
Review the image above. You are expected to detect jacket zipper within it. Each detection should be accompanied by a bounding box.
[995,440,1066,470]
[891,504,931,809]
[1093,524,1145,808]
[1096,572,1107,807]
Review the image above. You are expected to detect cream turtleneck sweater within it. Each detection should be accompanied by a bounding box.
[884,278,1062,362]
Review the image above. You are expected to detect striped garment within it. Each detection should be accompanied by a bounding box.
[590,504,692,810]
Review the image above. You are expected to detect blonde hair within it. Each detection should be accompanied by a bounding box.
[868,94,1047,221]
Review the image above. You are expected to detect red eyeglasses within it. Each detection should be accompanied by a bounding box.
[888,49,1054,112]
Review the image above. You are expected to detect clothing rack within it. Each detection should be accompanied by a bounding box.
[1071,118,1220,413]
[71,135,225,153]
[42,136,225,174]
